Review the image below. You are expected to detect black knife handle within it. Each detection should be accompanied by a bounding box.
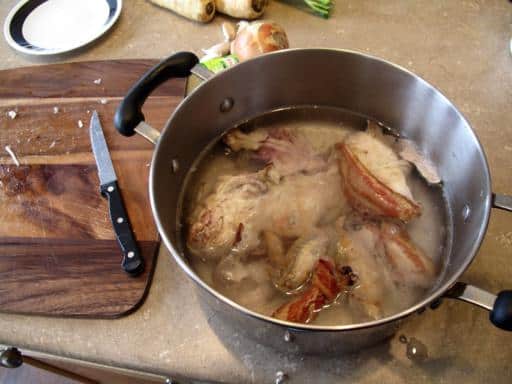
[101,181,144,276]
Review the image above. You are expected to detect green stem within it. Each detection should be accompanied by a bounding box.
[303,0,331,17]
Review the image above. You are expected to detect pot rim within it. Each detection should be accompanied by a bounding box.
[150,48,492,332]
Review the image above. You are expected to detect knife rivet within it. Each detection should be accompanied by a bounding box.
[127,251,135,258]
[117,217,124,224]
[107,186,114,192]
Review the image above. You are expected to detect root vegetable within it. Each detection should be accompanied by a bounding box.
[148,0,216,23]
[215,0,268,19]
[231,21,289,62]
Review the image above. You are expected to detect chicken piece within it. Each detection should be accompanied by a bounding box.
[336,130,421,221]
[187,163,345,260]
[263,230,287,269]
[224,128,268,152]
[224,127,326,178]
[337,224,398,319]
[275,233,330,292]
[187,172,268,259]
[272,259,353,323]
[380,222,437,288]
[266,163,345,237]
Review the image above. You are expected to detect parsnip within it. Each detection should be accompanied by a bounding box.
[148,0,216,23]
[215,0,268,19]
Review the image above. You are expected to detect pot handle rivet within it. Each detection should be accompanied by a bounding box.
[283,330,293,342]
[275,371,288,384]
[220,97,234,113]
[462,204,471,222]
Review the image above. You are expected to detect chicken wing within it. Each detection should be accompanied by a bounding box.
[336,130,421,221]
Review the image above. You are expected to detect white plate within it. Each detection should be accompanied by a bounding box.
[3,0,122,56]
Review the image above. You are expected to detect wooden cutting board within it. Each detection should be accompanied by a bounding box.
[0,60,186,318]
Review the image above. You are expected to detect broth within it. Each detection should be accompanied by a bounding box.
[181,107,448,325]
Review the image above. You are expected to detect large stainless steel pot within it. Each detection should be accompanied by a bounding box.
[114,49,512,353]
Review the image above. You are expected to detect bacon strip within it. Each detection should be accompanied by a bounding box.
[272,259,353,323]
[336,142,421,222]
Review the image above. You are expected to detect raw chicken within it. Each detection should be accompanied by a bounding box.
[336,130,421,221]
[273,259,354,323]
[187,162,345,260]
[224,127,327,178]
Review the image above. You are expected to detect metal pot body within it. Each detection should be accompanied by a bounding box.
[197,285,401,354]
[116,49,511,353]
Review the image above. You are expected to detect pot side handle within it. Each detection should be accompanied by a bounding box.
[492,193,512,212]
[114,52,199,140]
[444,282,512,331]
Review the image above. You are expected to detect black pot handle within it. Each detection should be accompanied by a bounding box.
[490,291,512,330]
[444,282,512,331]
[114,51,199,137]
[441,193,512,331]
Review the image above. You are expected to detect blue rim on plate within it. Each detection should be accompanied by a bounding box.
[3,0,122,56]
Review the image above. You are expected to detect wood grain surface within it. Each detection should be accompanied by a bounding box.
[0,60,186,317]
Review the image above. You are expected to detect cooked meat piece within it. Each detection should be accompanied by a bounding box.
[337,224,398,319]
[187,172,268,260]
[273,259,353,323]
[380,222,437,288]
[225,127,327,178]
[336,130,421,221]
[275,232,330,292]
[187,163,345,260]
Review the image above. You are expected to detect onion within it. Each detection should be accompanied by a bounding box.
[230,21,289,62]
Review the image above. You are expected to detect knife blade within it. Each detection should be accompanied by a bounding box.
[90,111,144,276]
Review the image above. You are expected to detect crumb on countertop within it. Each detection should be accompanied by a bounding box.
[4,145,20,166]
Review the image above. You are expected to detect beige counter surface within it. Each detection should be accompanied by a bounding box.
[1,1,512,383]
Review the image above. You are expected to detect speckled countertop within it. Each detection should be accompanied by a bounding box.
[1,1,512,383]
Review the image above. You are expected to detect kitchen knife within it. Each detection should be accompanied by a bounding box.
[89,111,144,276]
